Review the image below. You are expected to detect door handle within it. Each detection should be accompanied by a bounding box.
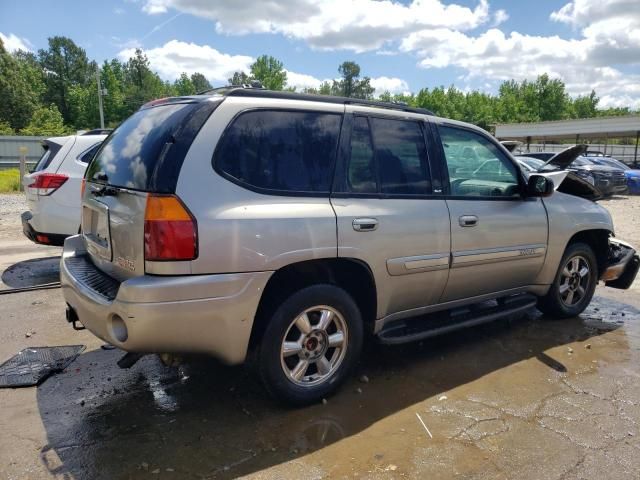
[459,215,478,227]
[352,218,379,232]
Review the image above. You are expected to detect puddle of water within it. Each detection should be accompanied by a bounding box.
[1,256,60,288]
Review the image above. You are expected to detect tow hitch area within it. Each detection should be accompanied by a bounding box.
[602,239,640,289]
[65,305,85,331]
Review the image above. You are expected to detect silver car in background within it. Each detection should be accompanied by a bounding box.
[60,88,639,405]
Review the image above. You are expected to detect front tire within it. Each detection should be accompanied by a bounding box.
[257,285,363,406]
[538,242,598,318]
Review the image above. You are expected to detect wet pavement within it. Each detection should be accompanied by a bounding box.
[1,194,640,479]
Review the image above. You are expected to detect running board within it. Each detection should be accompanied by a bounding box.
[377,294,537,345]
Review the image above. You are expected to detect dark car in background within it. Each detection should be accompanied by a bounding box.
[516,151,628,197]
[586,156,640,195]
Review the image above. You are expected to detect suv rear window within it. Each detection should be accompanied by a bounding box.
[86,101,218,192]
[215,110,342,194]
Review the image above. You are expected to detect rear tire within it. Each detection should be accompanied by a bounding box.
[257,284,363,406]
[538,242,597,319]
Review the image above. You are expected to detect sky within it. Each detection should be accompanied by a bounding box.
[1,0,639,108]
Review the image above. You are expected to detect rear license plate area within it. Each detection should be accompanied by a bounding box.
[82,204,111,260]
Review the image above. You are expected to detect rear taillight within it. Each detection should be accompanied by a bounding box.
[29,173,68,196]
[144,194,197,261]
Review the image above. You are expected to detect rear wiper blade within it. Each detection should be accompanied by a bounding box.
[90,185,119,197]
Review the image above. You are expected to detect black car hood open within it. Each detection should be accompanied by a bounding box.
[540,144,588,170]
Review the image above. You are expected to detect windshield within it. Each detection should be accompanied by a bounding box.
[590,157,628,170]
[572,156,595,166]
[519,157,545,169]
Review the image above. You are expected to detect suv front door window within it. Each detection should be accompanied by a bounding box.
[442,126,520,197]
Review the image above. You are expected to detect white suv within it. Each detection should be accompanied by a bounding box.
[22,130,108,245]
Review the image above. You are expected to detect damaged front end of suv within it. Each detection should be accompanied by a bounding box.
[602,238,640,289]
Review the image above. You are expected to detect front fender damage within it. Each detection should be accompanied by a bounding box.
[601,238,639,289]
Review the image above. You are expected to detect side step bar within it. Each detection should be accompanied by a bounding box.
[377,294,537,345]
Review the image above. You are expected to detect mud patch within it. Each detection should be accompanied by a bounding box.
[1,256,60,288]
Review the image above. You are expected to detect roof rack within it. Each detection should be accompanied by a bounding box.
[198,86,434,116]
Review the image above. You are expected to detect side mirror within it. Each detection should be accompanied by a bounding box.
[527,175,554,197]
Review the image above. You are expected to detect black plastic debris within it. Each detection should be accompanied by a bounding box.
[0,345,85,388]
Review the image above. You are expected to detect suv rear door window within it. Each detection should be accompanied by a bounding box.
[347,116,377,193]
[215,110,341,193]
[345,116,431,195]
[370,117,431,195]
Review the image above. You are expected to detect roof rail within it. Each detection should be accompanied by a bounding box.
[198,87,434,116]
[81,128,113,136]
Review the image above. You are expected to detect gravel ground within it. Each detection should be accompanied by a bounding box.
[0,193,27,240]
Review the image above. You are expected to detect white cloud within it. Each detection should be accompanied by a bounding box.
[114,7,125,15]
[492,9,509,26]
[400,0,640,108]
[0,32,32,52]
[118,40,254,84]
[284,70,326,90]
[550,0,637,26]
[140,0,491,51]
[370,76,410,95]
[285,70,410,96]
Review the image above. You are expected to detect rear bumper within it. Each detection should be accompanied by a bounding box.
[22,211,68,246]
[601,238,639,289]
[60,235,272,364]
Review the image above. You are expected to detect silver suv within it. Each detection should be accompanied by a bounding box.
[61,88,639,405]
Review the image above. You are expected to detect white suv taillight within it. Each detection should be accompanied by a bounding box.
[28,173,69,196]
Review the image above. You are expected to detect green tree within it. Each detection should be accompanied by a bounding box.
[250,55,287,90]
[67,83,98,129]
[571,90,599,118]
[0,40,44,130]
[38,36,93,126]
[174,72,195,95]
[100,59,126,127]
[190,72,211,92]
[20,104,68,136]
[331,61,375,99]
[228,71,251,86]
[122,49,168,117]
[0,120,13,134]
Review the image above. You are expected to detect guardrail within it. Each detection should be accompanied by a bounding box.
[0,136,46,171]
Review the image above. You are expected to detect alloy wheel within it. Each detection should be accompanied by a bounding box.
[559,255,591,307]
[280,305,348,387]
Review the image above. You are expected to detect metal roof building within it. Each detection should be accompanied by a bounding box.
[495,116,640,163]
